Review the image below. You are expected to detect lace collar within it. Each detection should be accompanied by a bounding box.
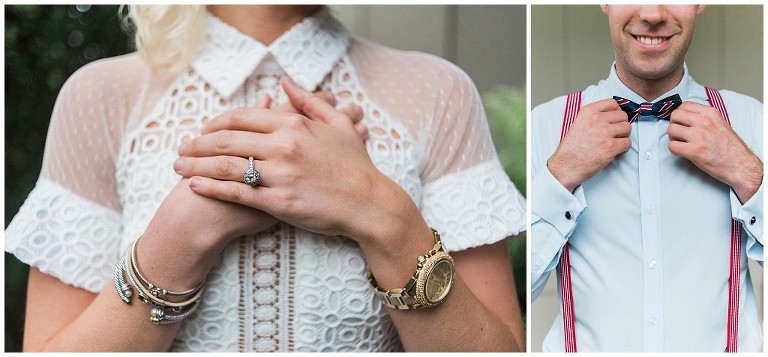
[191,9,350,99]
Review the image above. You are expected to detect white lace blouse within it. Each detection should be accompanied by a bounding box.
[5,11,526,352]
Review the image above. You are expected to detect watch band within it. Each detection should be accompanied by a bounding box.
[368,229,453,310]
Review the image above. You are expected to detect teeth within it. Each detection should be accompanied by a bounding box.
[637,36,665,45]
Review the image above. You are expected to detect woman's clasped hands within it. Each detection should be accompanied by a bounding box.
[173,78,413,250]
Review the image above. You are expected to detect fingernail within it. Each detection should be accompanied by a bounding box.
[173,158,184,173]
[189,177,200,188]
[178,143,187,154]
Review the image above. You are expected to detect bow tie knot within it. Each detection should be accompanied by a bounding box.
[613,94,682,123]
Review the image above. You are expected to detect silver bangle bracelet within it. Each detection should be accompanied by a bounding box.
[113,240,205,325]
[125,246,205,308]
[113,250,133,304]
[130,237,205,298]
[150,299,201,325]
[122,247,151,304]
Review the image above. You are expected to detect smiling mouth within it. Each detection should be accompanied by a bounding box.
[634,35,671,45]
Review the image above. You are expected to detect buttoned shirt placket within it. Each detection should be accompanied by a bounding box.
[635,114,664,351]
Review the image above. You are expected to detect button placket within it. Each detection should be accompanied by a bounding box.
[637,120,664,351]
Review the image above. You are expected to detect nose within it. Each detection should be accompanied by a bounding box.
[637,5,668,25]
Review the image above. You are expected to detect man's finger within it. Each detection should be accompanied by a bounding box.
[669,107,697,127]
[583,98,623,113]
[677,101,709,114]
[667,123,690,142]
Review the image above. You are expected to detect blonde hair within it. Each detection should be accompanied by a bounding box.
[122,5,207,75]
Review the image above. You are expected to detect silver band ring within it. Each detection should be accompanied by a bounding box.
[243,156,261,187]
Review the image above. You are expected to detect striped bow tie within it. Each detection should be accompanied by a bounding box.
[613,94,682,123]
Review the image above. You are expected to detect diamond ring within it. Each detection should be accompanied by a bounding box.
[243,156,261,187]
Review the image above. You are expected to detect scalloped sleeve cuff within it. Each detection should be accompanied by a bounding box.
[5,178,122,293]
[420,160,526,252]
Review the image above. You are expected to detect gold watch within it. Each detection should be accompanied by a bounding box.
[368,229,455,310]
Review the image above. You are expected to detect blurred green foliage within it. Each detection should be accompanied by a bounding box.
[4,5,133,351]
[483,86,527,319]
[4,5,528,351]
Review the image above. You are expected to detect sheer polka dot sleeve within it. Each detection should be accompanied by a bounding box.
[349,41,525,252]
[418,63,526,251]
[5,54,146,292]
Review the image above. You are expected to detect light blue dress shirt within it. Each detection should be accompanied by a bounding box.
[531,64,763,352]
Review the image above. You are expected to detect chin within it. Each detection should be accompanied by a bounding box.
[623,57,682,81]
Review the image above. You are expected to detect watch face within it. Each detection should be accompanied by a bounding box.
[425,259,454,303]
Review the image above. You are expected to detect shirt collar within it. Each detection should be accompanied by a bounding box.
[605,62,693,103]
[191,8,350,99]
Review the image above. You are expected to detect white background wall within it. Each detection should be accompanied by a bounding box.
[531,5,764,352]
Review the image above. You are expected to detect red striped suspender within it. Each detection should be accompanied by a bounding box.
[557,88,741,352]
[705,87,742,353]
[558,92,581,353]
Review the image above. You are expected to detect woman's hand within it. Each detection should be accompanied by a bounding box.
[271,80,368,141]
[175,79,407,246]
[136,178,278,292]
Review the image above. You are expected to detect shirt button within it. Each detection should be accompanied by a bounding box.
[649,317,658,326]
[649,260,657,269]
[647,205,655,215]
[750,216,756,225]
[565,211,572,220]
[644,151,653,160]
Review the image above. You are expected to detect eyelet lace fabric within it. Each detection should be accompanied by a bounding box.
[5,11,525,352]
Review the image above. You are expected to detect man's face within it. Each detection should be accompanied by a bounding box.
[602,5,704,82]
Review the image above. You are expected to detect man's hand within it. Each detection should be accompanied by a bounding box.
[547,98,632,192]
[668,101,763,203]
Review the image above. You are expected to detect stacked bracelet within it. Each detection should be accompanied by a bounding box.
[113,237,206,325]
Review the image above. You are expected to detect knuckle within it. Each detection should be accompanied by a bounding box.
[273,190,296,214]
[622,138,632,151]
[230,107,250,124]
[588,113,603,125]
[215,157,235,177]
[215,130,233,150]
[621,122,632,131]
[286,115,307,130]
[278,138,302,157]
[670,142,683,156]
[286,140,302,157]
[702,118,716,130]
[227,183,244,201]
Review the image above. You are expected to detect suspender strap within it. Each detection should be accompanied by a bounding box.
[557,89,741,352]
[558,92,581,353]
[705,87,742,353]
